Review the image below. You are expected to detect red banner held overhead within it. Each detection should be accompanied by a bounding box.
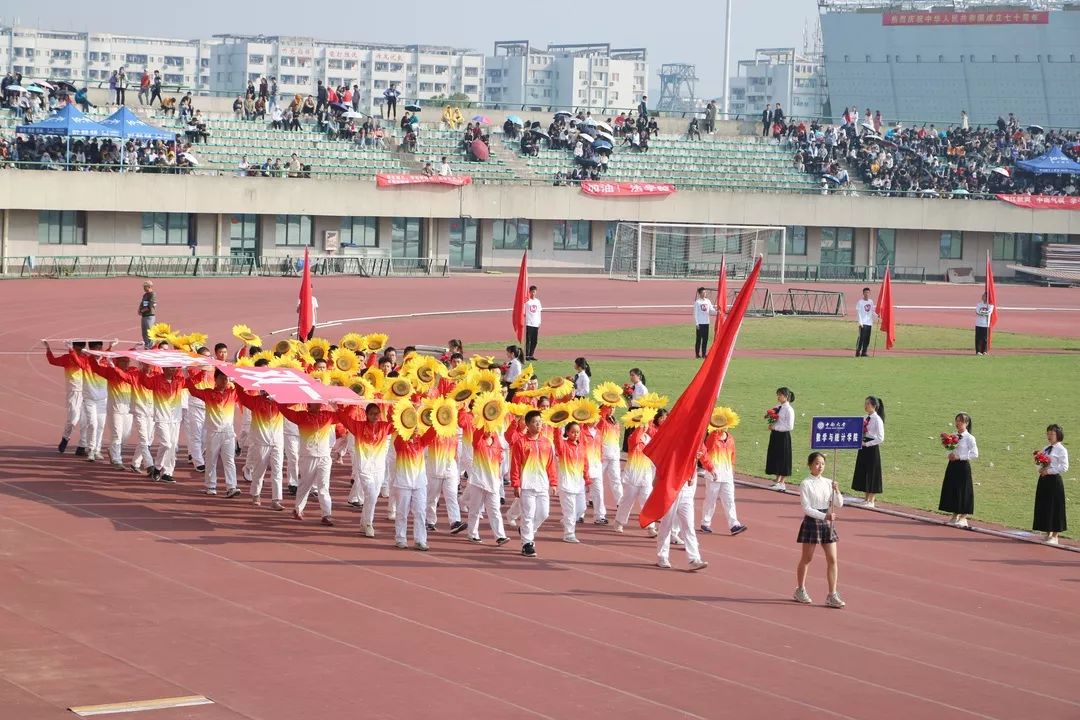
[995,194,1080,210]
[214,363,363,406]
[375,174,473,188]
[883,11,1048,26]
[581,181,677,197]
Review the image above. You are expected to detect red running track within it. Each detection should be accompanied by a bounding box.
[1,276,1079,719]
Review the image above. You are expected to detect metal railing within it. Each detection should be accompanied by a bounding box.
[13,254,256,278]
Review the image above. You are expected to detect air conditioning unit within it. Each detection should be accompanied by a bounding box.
[323,230,340,253]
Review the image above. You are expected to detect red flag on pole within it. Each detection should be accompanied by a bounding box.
[876,265,896,350]
[297,247,314,340]
[985,251,999,351]
[512,251,529,343]
[714,256,728,332]
[639,256,764,528]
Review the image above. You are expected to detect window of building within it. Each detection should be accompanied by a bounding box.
[164,55,185,67]
[578,70,587,79]
[327,58,342,69]
[391,217,424,259]
[38,210,85,245]
[275,214,312,247]
[340,216,378,248]
[820,227,854,265]
[374,62,389,72]
[280,74,295,85]
[51,49,72,60]
[248,54,265,65]
[939,231,963,259]
[126,54,148,65]
[492,219,531,250]
[435,65,448,74]
[702,228,742,254]
[553,220,592,251]
[141,213,192,246]
[464,66,478,77]
[280,55,296,67]
[344,60,357,71]
[230,214,259,256]
[766,226,808,256]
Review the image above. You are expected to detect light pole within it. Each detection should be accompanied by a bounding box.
[722,0,733,116]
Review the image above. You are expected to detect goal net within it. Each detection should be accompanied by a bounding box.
[607,222,787,282]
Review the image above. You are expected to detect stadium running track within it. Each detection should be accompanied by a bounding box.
[1,276,1078,720]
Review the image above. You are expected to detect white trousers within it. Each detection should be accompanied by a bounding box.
[588,473,605,519]
[106,409,132,464]
[248,443,283,501]
[284,433,299,487]
[518,488,550,545]
[352,470,385,528]
[426,471,461,525]
[204,429,238,490]
[702,480,739,530]
[132,413,155,470]
[602,455,623,508]
[186,402,206,466]
[559,489,586,538]
[657,488,702,565]
[295,455,332,517]
[81,396,106,456]
[615,483,651,528]
[467,487,505,540]
[394,485,428,545]
[63,389,83,442]
[154,419,180,474]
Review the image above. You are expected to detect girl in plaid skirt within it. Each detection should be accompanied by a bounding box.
[794,452,846,609]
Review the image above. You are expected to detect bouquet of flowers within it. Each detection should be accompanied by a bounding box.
[940,433,960,451]
[765,407,780,428]
[1033,449,1052,469]
[622,383,635,400]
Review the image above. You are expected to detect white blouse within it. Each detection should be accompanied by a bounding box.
[773,401,795,433]
[630,381,648,407]
[1042,443,1070,476]
[504,358,522,382]
[800,474,843,520]
[574,370,590,397]
[951,431,979,461]
[862,412,884,447]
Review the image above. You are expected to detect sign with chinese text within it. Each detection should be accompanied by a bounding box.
[214,363,361,405]
[375,174,473,188]
[995,194,1080,210]
[580,181,677,197]
[883,11,1048,26]
[810,417,864,451]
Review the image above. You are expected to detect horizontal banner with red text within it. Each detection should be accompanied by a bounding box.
[883,11,1048,26]
[215,363,367,406]
[375,174,473,188]
[581,181,677,197]
[996,194,1080,210]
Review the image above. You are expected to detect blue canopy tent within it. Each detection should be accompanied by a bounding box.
[16,104,120,169]
[99,106,176,141]
[1015,145,1080,175]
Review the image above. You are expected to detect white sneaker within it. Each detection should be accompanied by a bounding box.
[1046,536,1059,545]
[205,489,217,496]
[671,536,684,546]
[507,517,518,528]
[387,512,396,521]
[562,535,580,543]
[793,587,812,604]
[687,560,708,572]
[955,519,970,529]
[657,559,672,568]
[769,482,786,492]
[614,523,624,533]
[646,524,658,538]
[864,500,876,509]
[826,592,846,609]
[362,524,375,538]
[395,541,407,549]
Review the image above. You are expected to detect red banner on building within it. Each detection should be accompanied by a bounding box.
[883,11,1048,26]
[375,174,473,188]
[996,194,1080,210]
[580,181,677,197]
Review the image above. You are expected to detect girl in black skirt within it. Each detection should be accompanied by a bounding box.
[852,396,885,508]
[1034,424,1069,545]
[794,452,845,609]
[766,387,795,492]
[939,412,979,529]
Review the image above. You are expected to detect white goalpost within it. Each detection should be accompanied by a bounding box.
[607,222,788,283]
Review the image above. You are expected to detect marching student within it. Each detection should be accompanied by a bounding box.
[693,286,717,359]
[656,465,709,572]
[90,353,136,468]
[852,396,885,507]
[278,403,337,526]
[144,365,185,482]
[573,357,592,399]
[766,387,796,492]
[236,360,285,511]
[466,425,510,545]
[391,421,436,550]
[76,342,109,461]
[699,408,747,535]
[284,412,300,497]
[185,346,213,472]
[426,413,466,535]
[553,421,588,543]
[599,404,622,519]
[336,402,393,537]
[614,408,658,537]
[44,341,86,456]
[974,292,994,356]
[129,362,157,475]
[582,419,606,524]
[1033,423,1069,545]
[185,368,241,497]
[510,409,558,558]
[794,452,846,609]
[523,285,542,361]
[939,412,978,528]
[854,287,876,358]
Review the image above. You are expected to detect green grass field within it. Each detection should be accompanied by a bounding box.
[504,318,1078,536]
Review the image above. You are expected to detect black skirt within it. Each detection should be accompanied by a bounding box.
[1033,474,1067,533]
[797,514,838,544]
[852,444,883,494]
[765,430,792,476]
[939,459,974,515]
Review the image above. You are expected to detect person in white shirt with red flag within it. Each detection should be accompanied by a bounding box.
[693,287,717,359]
[854,287,876,358]
[523,285,542,361]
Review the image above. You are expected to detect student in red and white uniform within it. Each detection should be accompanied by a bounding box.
[185,368,240,497]
[279,403,337,526]
[392,426,436,550]
[44,341,86,455]
[598,404,622,520]
[510,410,558,557]
[615,411,659,537]
[75,342,109,461]
[185,347,213,471]
[656,464,708,572]
[466,426,510,545]
[700,424,747,535]
[236,359,285,510]
[336,402,394,537]
[89,354,136,468]
[426,416,466,535]
[129,363,157,474]
[581,420,605,524]
[145,365,185,482]
[553,421,588,543]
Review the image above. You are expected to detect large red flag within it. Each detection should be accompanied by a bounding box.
[714,256,728,332]
[640,256,763,527]
[298,247,314,340]
[985,251,999,350]
[512,251,529,343]
[876,265,896,350]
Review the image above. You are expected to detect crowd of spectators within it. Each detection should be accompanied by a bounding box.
[0,134,198,173]
[791,106,1080,198]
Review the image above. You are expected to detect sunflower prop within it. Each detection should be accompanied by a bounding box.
[472,369,502,394]
[163,332,184,349]
[251,350,276,365]
[304,337,331,362]
[339,332,367,353]
[311,370,333,386]
[447,363,471,381]
[542,403,573,427]
[709,406,740,431]
[178,332,208,352]
[592,382,627,408]
[412,356,446,387]
[636,392,670,410]
[430,397,459,437]
[450,379,479,405]
[418,399,435,431]
[332,348,361,375]
[509,363,534,390]
[236,356,255,368]
[568,398,601,425]
[361,367,386,391]
[364,333,389,353]
[270,356,303,370]
[473,392,508,433]
[470,355,497,370]
[621,407,657,428]
[508,402,534,417]
[349,376,375,397]
[272,339,294,356]
[386,376,415,400]
[392,398,419,441]
[514,387,550,400]
[232,324,262,347]
[148,322,173,344]
[328,370,351,387]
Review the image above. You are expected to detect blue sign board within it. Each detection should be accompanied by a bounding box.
[810,416,864,450]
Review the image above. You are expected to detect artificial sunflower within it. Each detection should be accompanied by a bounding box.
[361,366,386,390]
[179,332,209,352]
[348,376,375,397]
[568,398,601,425]
[364,333,389,353]
[332,348,361,375]
[509,363,534,390]
[447,363,471,381]
[450,378,479,405]
[593,381,627,408]
[636,392,670,410]
[328,370,351,387]
[147,322,173,343]
[339,332,367,353]
[251,350,276,365]
[304,337,331,362]
[470,355,497,370]
[385,376,415,400]
[270,356,303,370]
[272,339,295,356]
[472,392,508,432]
[709,406,740,431]
[417,398,435,432]
[514,387,550,400]
[621,407,657,428]
[413,356,447,386]
[542,403,573,427]
[236,356,255,368]
[392,398,419,440]
[430,396,459,437]
[472,369,502,394]
[507,402,534,417]
[232,324,262,347]
[311,370,333,385]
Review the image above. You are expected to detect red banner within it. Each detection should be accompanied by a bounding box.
[883,11,1048,26]
[103,349,211,368]
[580,181,676,197]
[375,173,472,188]
[215,363,363,405]
[996,194,1080,210]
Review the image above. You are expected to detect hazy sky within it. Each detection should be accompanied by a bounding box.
[7,0,820,97]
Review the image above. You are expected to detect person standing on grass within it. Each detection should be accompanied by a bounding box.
[573,357,592,398]
[974,292,993,356]
[939,412,978,528]
[510,410,558,558]
[693,287,717,359]
[852,396,885,507]
[854,287,876,358]
[794,452,845,608]
[138,281,157,349]
[1033,424,1069,545]
[524,286,542,361]
[767,387,796,492]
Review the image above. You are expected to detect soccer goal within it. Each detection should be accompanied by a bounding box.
[607,222,788,282]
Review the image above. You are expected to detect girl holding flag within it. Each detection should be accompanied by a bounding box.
[852,396,885,508]
[794,452,845,609]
